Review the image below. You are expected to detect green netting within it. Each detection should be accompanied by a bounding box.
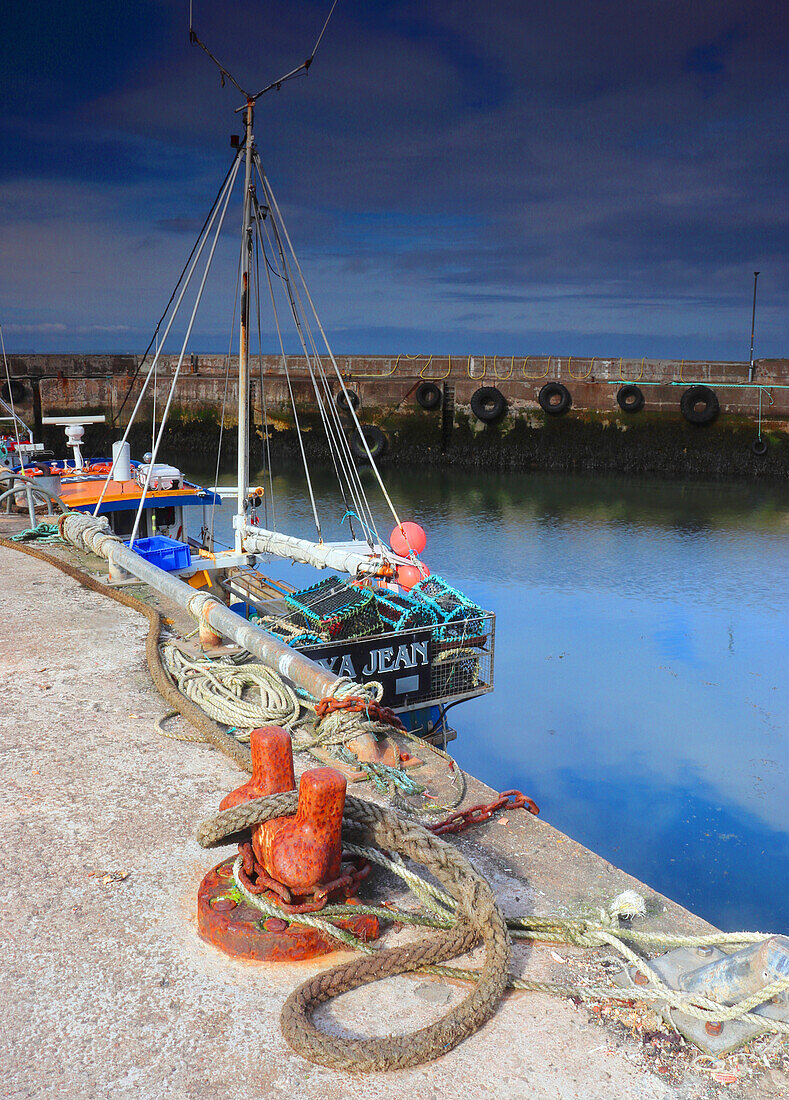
[285,575,383,641]
[374,587,440,632]
[410,574,485,639]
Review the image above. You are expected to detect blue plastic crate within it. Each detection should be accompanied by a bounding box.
[125,535,191,572]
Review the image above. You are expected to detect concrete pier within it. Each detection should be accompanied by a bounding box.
[1,516,787,1098]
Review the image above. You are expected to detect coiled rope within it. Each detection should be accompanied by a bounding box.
[197,791,510,1072]
[159,644,302,735]
[4,535,787,1069]
[1,529,454,809]
[157,647,466,810]
[199,792,789,1075]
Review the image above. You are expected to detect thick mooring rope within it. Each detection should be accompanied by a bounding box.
[200,796,789,1070]
[197,791,510,1073]
[5,534,788,1070]
[228,844,789,1027]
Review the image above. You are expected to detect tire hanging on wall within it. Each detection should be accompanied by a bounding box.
[751,438,768,456]
[538,381,572,416]
[470,386,507,423]
[1,378,27,404]
[415,381,442,410]
[680,385,719,426]
[336,388,360,414]
[616,384,645,413]
[350,424,387,461]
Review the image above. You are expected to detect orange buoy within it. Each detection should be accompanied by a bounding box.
[397,563,430,591]
[390,521,427,557]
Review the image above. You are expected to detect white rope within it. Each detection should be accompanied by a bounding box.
[129,154,243,545]
[258,165,384,548]
[256,176,381,546]
[92,155,242,517]
[159,646,392,748]
[209,236,244,548]
[257,207,369,544]
[251,226,276,529]
[262,173,405,534]
[160,644,304,734]
[256,199,323,540]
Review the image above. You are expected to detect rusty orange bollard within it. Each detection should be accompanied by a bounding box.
[219,725,295,810]
[197,727,379,962]
[253,767,345,894]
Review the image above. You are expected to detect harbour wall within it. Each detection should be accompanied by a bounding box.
[4,353,789,479]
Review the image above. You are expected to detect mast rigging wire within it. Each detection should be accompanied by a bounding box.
[129,154,243,543]
[112,147,243,427]
[254,207,351,538]
[252,159,372,535]
[208,237,244,549]
[252,229,276,530]
[255,195,323,542]
[257,189,377,547]
[92,153,243,517]
[255,179,379,547]
[255,195,367,542]
[261,171,403,538]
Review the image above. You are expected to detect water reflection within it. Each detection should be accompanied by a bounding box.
[191,461,789,931]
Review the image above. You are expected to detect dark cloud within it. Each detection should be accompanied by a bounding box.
[0,0,785,357]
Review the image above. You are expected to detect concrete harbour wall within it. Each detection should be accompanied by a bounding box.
[4,353,789,479]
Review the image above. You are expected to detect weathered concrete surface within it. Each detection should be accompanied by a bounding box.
[7,352,789,424]
[7,352,787,480]
[1,531,787,1099]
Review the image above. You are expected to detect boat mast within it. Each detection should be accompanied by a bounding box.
[236,98,255,552]
[187,1,340,552]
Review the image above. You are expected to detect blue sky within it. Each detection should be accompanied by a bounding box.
[1,0,786,359]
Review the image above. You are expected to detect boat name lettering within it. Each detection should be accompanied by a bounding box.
[312,640,429,680]
[303,629,433,706]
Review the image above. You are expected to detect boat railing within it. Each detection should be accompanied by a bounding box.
[0,394,33,442]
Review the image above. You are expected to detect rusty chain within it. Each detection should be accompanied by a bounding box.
[428,790,539,836]
[315,694,405,732]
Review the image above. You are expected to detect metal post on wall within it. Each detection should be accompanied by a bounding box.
[748,270,760,383]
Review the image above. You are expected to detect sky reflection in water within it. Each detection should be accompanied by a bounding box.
[198,463,789,932]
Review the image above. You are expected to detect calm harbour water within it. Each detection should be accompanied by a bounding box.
[191,461,789,933]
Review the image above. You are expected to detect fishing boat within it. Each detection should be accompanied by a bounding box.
[1,414,221,544]
[1,4,495,747]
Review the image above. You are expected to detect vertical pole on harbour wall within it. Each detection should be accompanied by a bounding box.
[748,271,760,384]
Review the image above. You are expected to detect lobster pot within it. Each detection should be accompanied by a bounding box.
[411,574,484,638]
[285,575,383,641]
[251,613,327,648]
[430,646,481,698]
[374,587,440,632]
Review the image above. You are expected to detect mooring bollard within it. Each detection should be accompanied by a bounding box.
[197,725,379,961]
[681,935,789,1006]
[219,725,295,810]
[252,767,345,894]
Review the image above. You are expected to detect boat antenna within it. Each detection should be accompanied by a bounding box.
[187,0,341,551]
[188,0,340,105]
